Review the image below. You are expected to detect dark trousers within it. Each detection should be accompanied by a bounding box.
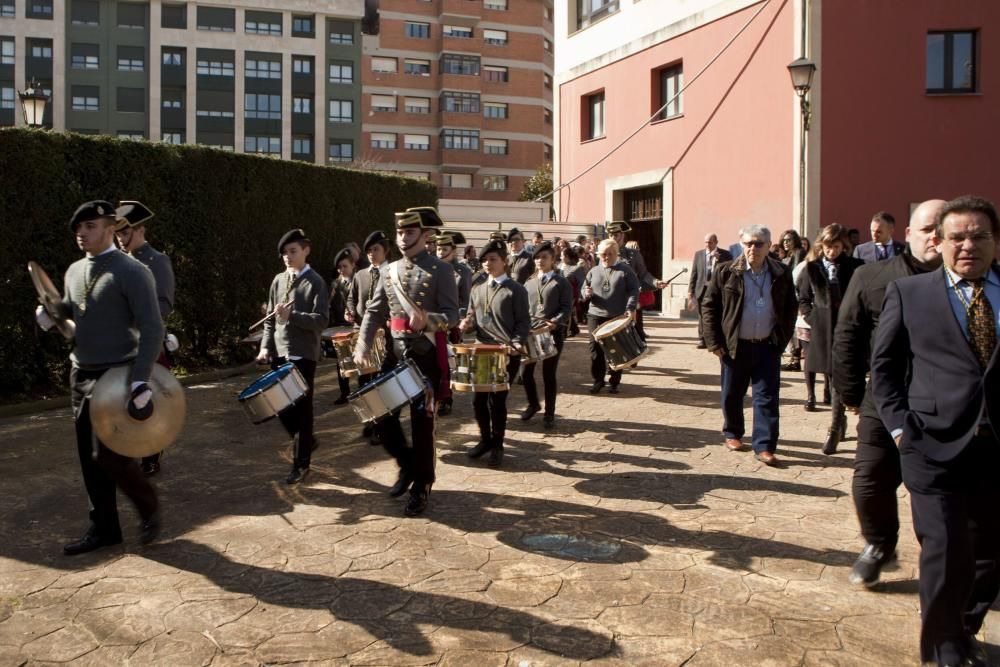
[720,340,781,453]
[902,432,1000,665]
[373,337,441,487]
[71,367,158,540]
[473,356,522,448]
[275,358,317,470]
[587,314,623,386]
[523,328,565,415]
[852,414,901,552]
[141,350,171,469]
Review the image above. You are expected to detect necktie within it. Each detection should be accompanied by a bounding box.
[967,279,997,368]
[877,245,887,261]
[541,275,548,286]
[490,280,498,290]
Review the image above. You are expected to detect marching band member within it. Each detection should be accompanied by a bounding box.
[113,200,175,477]
[460,239,530,467]
[353,207,459,516]
[328,247,355,405]
[435,230,472,416]
[606,221,669,341]
[582,239,640,394]
[35,201,163,554]
[506,228,534,284]
[522,241,574,427]
[256,229,330,485]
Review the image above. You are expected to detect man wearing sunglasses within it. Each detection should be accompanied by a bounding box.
[701,225,798,466]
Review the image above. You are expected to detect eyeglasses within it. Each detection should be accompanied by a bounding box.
[742,240,767,249]
[943,232,994,246]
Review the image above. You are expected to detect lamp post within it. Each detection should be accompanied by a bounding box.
[18,79,50,128]
[788,57,816,234]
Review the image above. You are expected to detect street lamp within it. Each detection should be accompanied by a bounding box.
[18,79,50,128]
[787,57,816,130]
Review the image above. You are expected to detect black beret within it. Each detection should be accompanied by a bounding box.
[489,231,507,241]
[114,200,154,231]
[363,230,390,252]
[478,239,508,263]
[532,240,556,259]
[605,220,632,234]
[435,231,466,247]
[506,227,523,242]
[277,228,310,254]
[69,200,116,232]
[334,247,353,267]
[395,206,444,229]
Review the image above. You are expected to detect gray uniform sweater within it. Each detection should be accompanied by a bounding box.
[63,249,164,383]
[525,272,574,328]
[447,258,473,317]
[131,242,175,320]
[469,277,530,346]
[584,262,640,318]
[261,267,330,362]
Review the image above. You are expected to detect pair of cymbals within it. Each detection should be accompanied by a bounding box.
[28,261,75,340]
[90,364,187,457]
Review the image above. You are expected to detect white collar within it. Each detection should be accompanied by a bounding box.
[489,274,509,285]
[541,270,555,281]
[288,264,311,278]
[88,244,117,258]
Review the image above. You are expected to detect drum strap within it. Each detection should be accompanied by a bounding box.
[390,262,436,346]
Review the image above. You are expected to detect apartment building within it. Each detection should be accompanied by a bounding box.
[1,0,364,163]
[361,0,554,200]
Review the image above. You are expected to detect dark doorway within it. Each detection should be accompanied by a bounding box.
[624,185,663,309]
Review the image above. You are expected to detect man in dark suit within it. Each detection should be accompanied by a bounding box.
[688,233,732,348]
[832,199,945,588]
[853,211,906,263]
[872,195,1000,667]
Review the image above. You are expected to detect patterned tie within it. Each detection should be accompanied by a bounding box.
[877,244,887,261]
[967,279,997,368]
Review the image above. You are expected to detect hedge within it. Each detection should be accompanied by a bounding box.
[0,128,437,399]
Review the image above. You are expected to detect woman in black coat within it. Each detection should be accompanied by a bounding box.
[796,223,863,454]
[780,230,808,371]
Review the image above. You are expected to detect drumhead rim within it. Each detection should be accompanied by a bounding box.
[593,316,632,338]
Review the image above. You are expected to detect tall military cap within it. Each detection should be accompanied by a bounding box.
[506,227,524,242]
[333,246,353,267]
[69,200,116,232]
[478,239,508,263]
[489,231,507,241]
[435,231,467,247]
[363,230,390,252]
[277,228,310,254]
[532,240,557,259]
[114,200,155,232]
[605,220,632,234]
[395,206,444,230]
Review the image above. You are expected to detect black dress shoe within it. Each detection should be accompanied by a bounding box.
[543,414,555,428]
[141,461,160,477]
[404,485,431,517]
[696,342,707,349]
[333,394,349,406]
[64,530,122,556]
[804,398,816,412]
[822,390,831,405]
[608,384,620,394]
[488,445,504,468]
[521,404,541,421]
[822,428,840,455]
[437,400,452,416]
[286,466,310,485]
[589,381,605,394]
[388,470,413,497]
[840,421,848,440]
[468,439,493,459]
[140,512,161,545]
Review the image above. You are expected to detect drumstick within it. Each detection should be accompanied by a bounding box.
[661,268,688,285]
[248,301,292,331]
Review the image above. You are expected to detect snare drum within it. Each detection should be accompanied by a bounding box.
[320,327,353,359]
[337,328,386,378]
[238,363,308,424]
[523,326,557,365]
[451,344,509,392]
[593,316,648,370]
[348,360,427,423]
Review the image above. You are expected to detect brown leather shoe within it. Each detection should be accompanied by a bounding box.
[723,438,745,452]
[754,451,777,466]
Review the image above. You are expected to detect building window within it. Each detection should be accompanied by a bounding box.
[0,87,15,109]
[442,128,479,150]
[584,91,604,139]
[544,38,552,52]
[246,59,281,79]
[483,29,507,46]
[371,132,396,149]
[293,96,312,114]
[162,91,183,109]
[118,131,145,141]
[70,44,99,70]
[245,93,281,119]
[544,108,552,124]
[656,63,683,120]
[443,173,472,189]
[245,136,280,154]
[441,54,480,76]
[71,87,100,111]
[329,62,353,84]
[292,57,312,74]
[117,2,146,29]
[576,0,619,30]
[441,91,480,113]
[162,131,184,144]
[1,38,14,65]
[372,57,397,73]
[403,171,430,180]
[292,135,312,154]
[404,134,430,150]
[484,102,508,119]
[404,97,430,114]
[483,175,508,191]
[483,138,508,155]
[163,49,183,66]
[31,44,53,59]
[195,109,234,118]
[405,21,430,38]
[329,141,353,163]
[292,15,314,37]
[245,15,282,36]
[543,143,552,160]
[0,0,13,17]
[328,20,354,44]
[196,6,235,32]
[443,25,473,39]
[371,94,397,112]
[161,3,186,29]
[484,0,507,9]
[328,99,353,122]
[27,1,53,19]
[71,0,100,25]
[404,58,431,76]
[544,73,552,89]
[544,5,552,20]
[196,59,235,76]
[117,46,144,72]
[484,65,508,82]
[927,31,977,93]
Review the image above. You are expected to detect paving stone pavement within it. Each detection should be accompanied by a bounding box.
[2,318,997,666]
